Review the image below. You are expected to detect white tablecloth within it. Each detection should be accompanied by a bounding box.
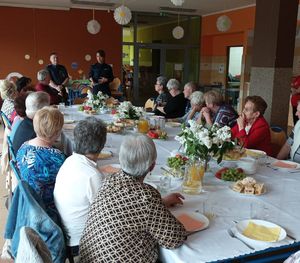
[60,105,300,263]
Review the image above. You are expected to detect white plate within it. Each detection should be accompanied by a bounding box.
[229,185,266,196]
[246,149,267,158]
[173,212,209,233]
[236,219,286,243]
[166,121,181,128]
[98,150,113,159]
[271,160,300,171]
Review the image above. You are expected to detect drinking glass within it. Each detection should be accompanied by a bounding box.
[159,175,171,194]
[138,118,149,133]
[182,160,205,195]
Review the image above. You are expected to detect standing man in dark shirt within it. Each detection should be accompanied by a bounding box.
[46,52,69,103]
[89,50,114,96]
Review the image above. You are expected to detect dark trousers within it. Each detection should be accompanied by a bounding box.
[292,106,299,126]
[92,84,111,97]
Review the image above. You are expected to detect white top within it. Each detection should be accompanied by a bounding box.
[54,153,103,246]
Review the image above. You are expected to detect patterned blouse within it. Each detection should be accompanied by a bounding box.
[16,143,65,208]
[79,171,187,263]
[1,98,15,121]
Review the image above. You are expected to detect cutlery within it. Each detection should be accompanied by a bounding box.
[266,165,278,171]
[227,228,254,250]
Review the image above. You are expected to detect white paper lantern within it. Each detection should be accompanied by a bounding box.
[172,26,184,39]
[216,15,232,32]
[170,0,185,6]
[87,19,101,34]
[114,5,132,25]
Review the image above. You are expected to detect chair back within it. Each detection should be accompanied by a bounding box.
[1,111,12,130]
[15,227,52,263]
[73,97,87,105]
[109,78,121,91]
[270,126,287,157]
[7,135,17,162]
[144,98,155,110]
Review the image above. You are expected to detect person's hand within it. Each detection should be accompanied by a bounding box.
[162,193,185,208]
[237,113,246,131]
[201,107,211,123]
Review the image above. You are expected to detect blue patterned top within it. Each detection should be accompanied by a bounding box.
[16,143,65,208]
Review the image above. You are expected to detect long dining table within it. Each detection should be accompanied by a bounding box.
[60,105,300,263]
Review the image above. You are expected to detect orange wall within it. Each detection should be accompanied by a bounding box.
[201,6,256,56]
[0,7,122,81]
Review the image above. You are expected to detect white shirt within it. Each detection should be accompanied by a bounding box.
[54,153,103,246]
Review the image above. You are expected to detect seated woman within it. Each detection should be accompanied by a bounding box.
[54,117,107,257]
[201,90,238,127]
[277,101,300,162]
[231,96,272,155]
[153,76,171,110]
[0,79,18,121]
[156,78,187,118]
[170,91,204,125]
[79,135,187,263]
[16,107,65,209]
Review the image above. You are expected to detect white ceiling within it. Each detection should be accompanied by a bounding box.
[0,0,256,16]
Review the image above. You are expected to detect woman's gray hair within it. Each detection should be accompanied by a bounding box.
[166,78,180,91]
[25,91,50,119]
[0,79,17,99]
[119,135,157,178]
[74,117,107,155]
[190,91,204,106]
[156,76,168,87]
[37,69,49,81]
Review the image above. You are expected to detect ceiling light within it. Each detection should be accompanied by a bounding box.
[170,0,185,7]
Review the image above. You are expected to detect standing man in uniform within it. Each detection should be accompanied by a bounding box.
[46,52,69,103]
[89,50,114,96]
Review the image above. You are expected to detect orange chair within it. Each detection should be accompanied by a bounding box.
[270,126,287,157]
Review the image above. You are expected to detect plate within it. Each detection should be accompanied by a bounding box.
[271,160,300,171]
[64,119,75,124]
[236,219,286,243]
[166,121,181,128]
[174,212,209,233]
[229,185,266,196]
[97,150,113,159]
[99,164,120,175]
[246,149,267,158]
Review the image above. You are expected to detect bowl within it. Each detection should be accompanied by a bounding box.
[237,157,257,175]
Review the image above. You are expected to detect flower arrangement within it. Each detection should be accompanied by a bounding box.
[84,90,108,111]
[117,101,144,120]
[175,120,235,163]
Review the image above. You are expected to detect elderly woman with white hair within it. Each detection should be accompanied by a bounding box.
[54,117,107,258]
[79,135,187,263]
[0,79,18,121]
[12,91,50,153]
[156,78,188,118]
[16,107,65,209]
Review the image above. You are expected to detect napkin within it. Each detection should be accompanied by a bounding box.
[243,221,281,242]
[176,213,204,232]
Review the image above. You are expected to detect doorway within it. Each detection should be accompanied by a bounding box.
[226,46,243,110]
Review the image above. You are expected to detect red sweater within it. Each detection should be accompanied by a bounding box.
[231,116,272,156]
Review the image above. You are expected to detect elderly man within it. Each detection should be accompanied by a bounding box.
[46,52,69,103]
[35,69,63,105]
[89,49,114,96]
[54,117,107,258]
[183,81,198,114]
[79,135,187,263]
[12,91,50,153]
[156,78,188,118]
